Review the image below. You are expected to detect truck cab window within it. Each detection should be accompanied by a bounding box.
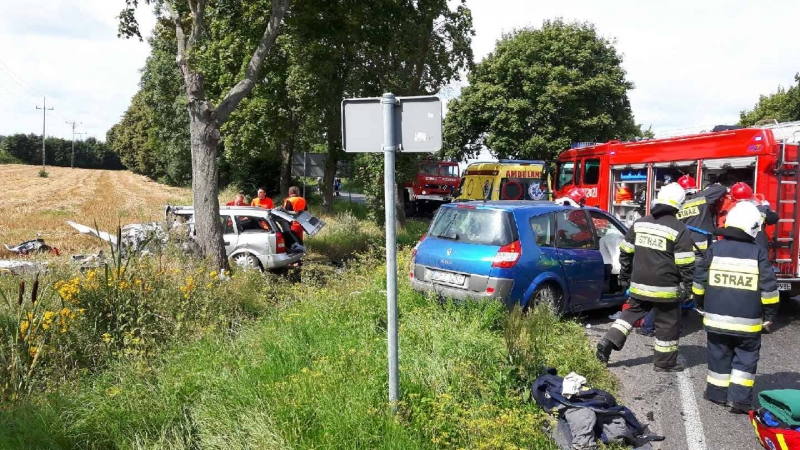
[557,161,575,189]
[584,159,600,184]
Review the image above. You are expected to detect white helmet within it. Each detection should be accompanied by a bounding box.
[653,182,686,209]
[725,201,764,238]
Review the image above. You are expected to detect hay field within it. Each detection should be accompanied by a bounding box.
[0,165,192,255]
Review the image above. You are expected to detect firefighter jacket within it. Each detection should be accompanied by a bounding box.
[677,184,727,250]
[755,204,778,250]
[692,227,779,336]
[619,204,696,302]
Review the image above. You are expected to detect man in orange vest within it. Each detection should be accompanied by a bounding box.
[226,192,247,206]
[283,186,307,243]
[251,188,274,209]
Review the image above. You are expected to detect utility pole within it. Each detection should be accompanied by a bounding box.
[35,97,54,168]
[65,120,84,169]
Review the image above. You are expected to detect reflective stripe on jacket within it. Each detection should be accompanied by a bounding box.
[620,204,696,302]
[692,227,779,336]
[678,184,727,246]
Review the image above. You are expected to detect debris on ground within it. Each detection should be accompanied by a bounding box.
[4,237,60,256]
[532,368,664,449]
[0,260,45,276]
[66,221,170,254]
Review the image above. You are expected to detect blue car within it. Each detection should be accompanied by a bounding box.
[410,201,629,313]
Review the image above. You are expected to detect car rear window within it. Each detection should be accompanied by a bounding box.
[429,207,517,246]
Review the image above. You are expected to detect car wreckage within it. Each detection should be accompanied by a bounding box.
[66,205,325,271]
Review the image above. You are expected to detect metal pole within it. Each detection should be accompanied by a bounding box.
[36,97,53,168]
[303,151,307,198]
[382,93,399,408]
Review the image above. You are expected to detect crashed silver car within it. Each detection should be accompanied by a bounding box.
[67,206,324,272]
[167,206,325,271]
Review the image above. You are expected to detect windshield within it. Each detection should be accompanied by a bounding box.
[429,207,516,246]
[420,164,439,175]
[439,165,459,177]
[557,161,574,190]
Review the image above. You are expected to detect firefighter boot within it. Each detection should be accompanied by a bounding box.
[596,339,613,365]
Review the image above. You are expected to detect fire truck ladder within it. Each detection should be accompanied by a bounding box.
[773,132,800,276]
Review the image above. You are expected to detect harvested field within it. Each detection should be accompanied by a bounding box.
[0,165,192,255]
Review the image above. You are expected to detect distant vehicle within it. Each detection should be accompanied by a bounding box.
[167,206,325,272]
[554,122,800,296]
[410,201,628,313]
[456,160,551,202]
[403,159,461,216]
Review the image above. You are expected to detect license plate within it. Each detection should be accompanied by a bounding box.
[778,282,791,292]
[431,270,466,286]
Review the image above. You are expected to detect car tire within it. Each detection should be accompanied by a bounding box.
[528,283,564,315]
[231,253,262,272]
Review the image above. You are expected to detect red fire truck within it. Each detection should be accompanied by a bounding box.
[403,159,460,216]
[554,123,800,296]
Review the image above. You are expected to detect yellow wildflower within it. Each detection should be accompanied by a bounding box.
[19,320,29,336]
[29,346,39,357]
[102,333,112,343]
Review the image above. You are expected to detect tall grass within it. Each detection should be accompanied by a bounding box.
[0,249,613,449]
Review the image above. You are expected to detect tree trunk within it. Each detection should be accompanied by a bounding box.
[279,142,293,200]
[188,104,228,270]
[322,115,340,214]
[395,182,406,226]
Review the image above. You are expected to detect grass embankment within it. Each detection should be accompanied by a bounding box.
[0,250,613,449]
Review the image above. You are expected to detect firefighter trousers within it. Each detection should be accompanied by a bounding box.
[605,299,681,369]
[705,332,761,408]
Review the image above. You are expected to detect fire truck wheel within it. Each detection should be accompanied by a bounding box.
[405,200,417,217]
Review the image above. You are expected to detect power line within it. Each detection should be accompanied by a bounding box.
[0,82,32,105]
[0,60,40,100]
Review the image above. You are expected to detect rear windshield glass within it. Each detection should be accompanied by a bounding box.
[429,207,516,246]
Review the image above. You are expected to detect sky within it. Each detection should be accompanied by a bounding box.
[1,0,799,142]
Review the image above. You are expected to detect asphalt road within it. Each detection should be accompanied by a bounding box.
[583,297,800,450]
[336,191,366,204]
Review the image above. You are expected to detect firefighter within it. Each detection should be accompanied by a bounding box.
[726,183,778,250]
[692,201,778,414]
[676,175,727,254]
[596,183,696,372]
[554,187,586,208]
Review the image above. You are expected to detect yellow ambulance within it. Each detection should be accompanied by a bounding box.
[456,160,552,201]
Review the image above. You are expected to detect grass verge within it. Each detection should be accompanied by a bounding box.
[0,249,613,449]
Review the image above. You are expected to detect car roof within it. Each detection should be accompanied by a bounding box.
[170,206,272,216]
[444,201,613,216]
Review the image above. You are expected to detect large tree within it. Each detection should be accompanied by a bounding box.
[443,19,641,162]
[739,74,800,127]
[119,0,291,269]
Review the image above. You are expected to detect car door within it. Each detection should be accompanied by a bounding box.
[526,211,564,281]
[554,209,605,307]
[270,210,326,237]
[220,214,237,256]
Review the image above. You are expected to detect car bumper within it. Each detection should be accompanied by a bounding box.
[410,265,514,301]
[415,195,452,202]
[260,252,304,269]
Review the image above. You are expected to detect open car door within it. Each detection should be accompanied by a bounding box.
[270,209,326,237]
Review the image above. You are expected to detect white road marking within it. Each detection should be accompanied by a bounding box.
[677,356,707,450]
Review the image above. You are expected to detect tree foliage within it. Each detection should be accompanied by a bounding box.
[739,74,800,127]
[443,19,642,162]
[2,134,123,169]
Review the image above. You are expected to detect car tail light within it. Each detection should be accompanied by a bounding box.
[492,240,521,268]
[276,233,286,254]
[411,234,426,258]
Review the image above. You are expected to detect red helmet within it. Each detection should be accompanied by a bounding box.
[567,187,586,205]
[677,175,697,191]
[731,182,754,201]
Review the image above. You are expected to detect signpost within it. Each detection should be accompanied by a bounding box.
[342,93,442,407]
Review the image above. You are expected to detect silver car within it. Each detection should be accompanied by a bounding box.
[168,206,325,271]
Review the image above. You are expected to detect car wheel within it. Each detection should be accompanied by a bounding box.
[528,283,564,315]
[232,253,262,271]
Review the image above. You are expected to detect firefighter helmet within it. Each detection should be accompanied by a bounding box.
[653,182,686,208]
[566,187,586,205]
[677,175,697,192]
[731,182,754,201]
[725,201,763,238]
